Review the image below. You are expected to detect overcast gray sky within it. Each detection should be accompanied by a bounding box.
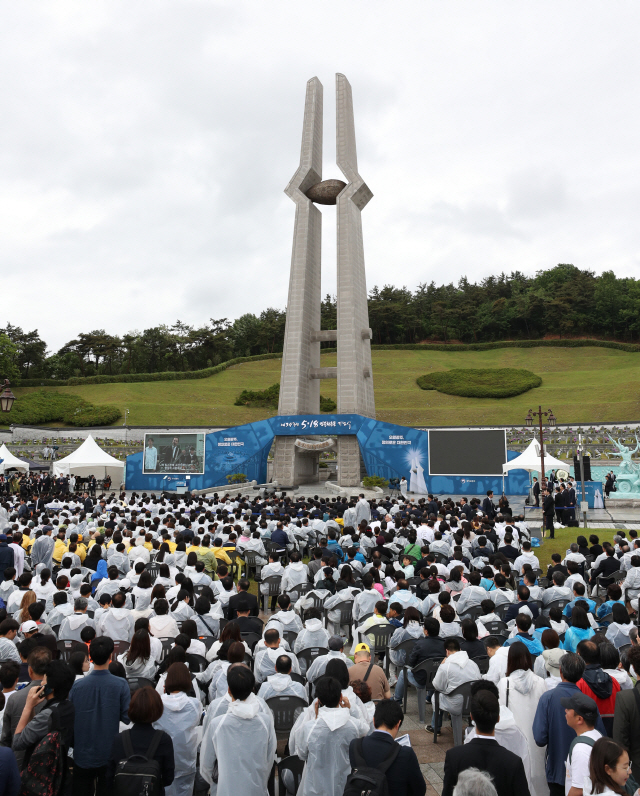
[2,1,640,351]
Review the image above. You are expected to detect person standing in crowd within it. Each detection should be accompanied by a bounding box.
[543,487,556,539]
[613,645,640,772]
[442,689,530,796]
[200,666,276,796]
[349,699,426,796]
[561,693,602,796]
[69,636,131,795]
[533,653,606,796]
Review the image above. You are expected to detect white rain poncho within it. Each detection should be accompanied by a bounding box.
[200,695,277,796]
[96,607,135,641]
[293,619,330,654]
[58,613,95,642]
[30,535,55,570]
[202,692,271,736]
[433,651,481,714]
[154,691,202,796]
[388,622,423,666]
[295,588,330,617]
[280,562,309,593]
[208,661,231,702]
[353,588,380,621]
[306,651,353,683]
[265,609,303,636]
[254,646,300,684]
[355,499,371,526]
[484,645,509,684]
[296,706,369,796]
[257,673,308,702]
[497,668,547,796]
[117,650,157,680]
[606,622,633,649]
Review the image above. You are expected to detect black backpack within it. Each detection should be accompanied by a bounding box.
[343,737,400,796]
[114,730,164,796]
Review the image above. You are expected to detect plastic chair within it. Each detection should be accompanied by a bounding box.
[261,576,283,613]
[290,671,306,687]
[282,630,298,650]
[112,639,130,658]
[494,603,512,621]
[266,695,308,739]
[199,635,217,650]
[128,676,155,693]
[159,637,175,661]
[481,620,508,636]
[433,679,475,744]
[458,605,483,621]
[241,632,261,653]
[473,655,490,675]
[277,755,305,796]
[285,582,312,603]
[368,624,396,676]
[296,647,328,678]
[404,657,441,723]
[187,653,208,673]
[324,600,354,632]
[544,598,570,617]
[242,551,263,581]
[57,639,83,662]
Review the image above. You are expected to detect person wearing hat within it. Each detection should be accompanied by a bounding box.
[542,647,567,691]
[561,692,601,796]
[348,642,391,702]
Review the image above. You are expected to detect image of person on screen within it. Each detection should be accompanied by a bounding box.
[161,436,183,467]
[144,437,158,471]
[409,455,428,494]
[184,445,201,472]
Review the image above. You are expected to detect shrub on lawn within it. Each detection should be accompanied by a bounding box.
[416,368,542,398]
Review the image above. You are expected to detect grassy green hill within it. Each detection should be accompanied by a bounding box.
[12,346,640,428]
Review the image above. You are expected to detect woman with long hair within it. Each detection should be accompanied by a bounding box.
[564,606,595,653]
[117,628,157,679]
[154,663,201,796]
[498,641,547,796]
[586,738,631,795]
[206,620,250,662]
[16,590,36,624]
[32,568,56,601]
[445,566,467,595]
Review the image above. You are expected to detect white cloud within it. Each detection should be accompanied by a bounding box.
[1,1,640,349]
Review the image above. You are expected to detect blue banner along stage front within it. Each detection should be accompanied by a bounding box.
[126,415,530,494]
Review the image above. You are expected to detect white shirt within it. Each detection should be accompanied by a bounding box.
[565,729,602,796]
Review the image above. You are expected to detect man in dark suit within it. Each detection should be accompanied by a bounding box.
[82,492,93,513]
[233,601,263,635]
[504,585,540,622]
[589,546,621,588]
[349,700,426,796]
[481,490,496,520]
[161,437,183,467]
[227,579,259,618]
[442,690,530,796]
[554,486,566,526]
[532,476,540,507]
[543,487,555,538]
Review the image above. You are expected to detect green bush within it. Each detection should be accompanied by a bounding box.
[416,368,542,398]
[234,383,338,413]
[234,383,280,408]
[319,395,337,412]
[362,475,389,489]
[4,391,121,426]
[225,473,247,483]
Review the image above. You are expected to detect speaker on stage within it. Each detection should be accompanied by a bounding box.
[574,455,592,482]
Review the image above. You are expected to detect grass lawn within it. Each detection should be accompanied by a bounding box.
[536,527,620,568]
[11,346,640,428]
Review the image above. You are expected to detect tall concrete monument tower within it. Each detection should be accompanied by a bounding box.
[272,74,375,487]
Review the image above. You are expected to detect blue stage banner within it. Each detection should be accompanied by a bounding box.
[576,480,605,509]
[125,413,531,495]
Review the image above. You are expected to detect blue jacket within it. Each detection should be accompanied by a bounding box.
[562,626,594,653]
[504,632,544,656]
[69,669,130,769]
[563,597,596,617]
[596,598,625,620]
[533,681,606,785]
[270,529,289,549]
[326,540,344,561]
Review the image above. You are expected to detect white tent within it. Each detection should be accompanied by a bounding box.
[52,435,124,481]
[502,437,567,475]
[0,443,29,474]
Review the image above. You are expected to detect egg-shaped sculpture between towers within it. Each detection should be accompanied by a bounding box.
[305,178,347,205]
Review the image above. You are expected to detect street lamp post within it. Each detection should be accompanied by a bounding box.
[0,380,16,413]
[528,406,555,489]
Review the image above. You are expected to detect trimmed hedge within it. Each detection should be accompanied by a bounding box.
[4,391,121,426]
[16,339,638,389]
[416,368,542,398]
[235,382,337,413]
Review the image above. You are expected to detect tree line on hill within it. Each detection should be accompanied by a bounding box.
[1,263,639,383]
